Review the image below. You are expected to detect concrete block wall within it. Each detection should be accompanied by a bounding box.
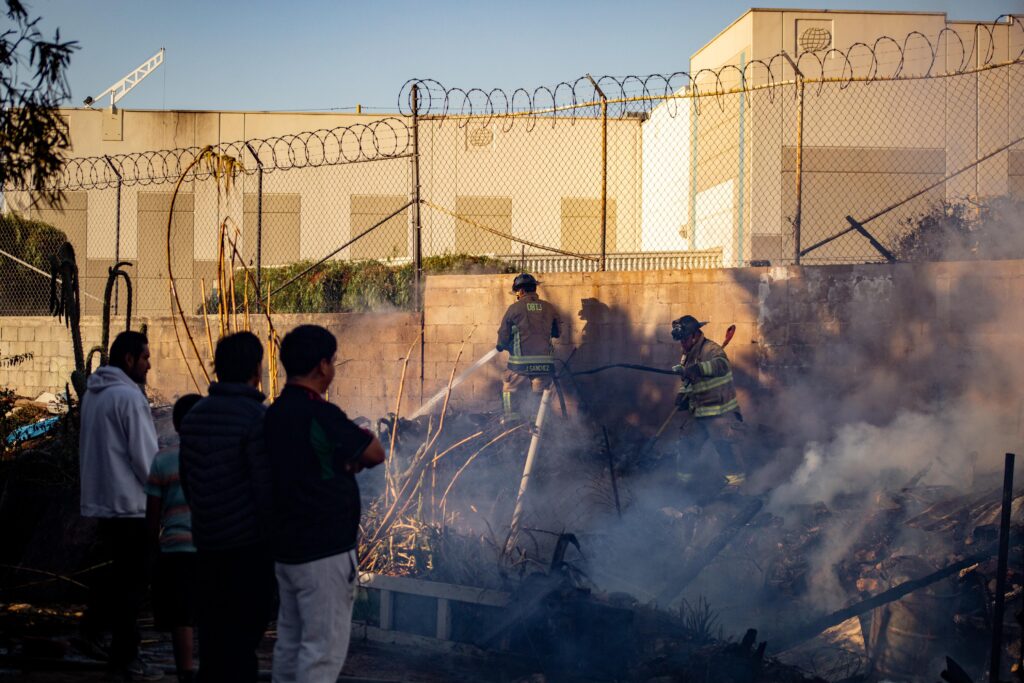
[423,270,766,427]
[424,261,1024,437]
[4,261,1023,438]
[0,312,421,420]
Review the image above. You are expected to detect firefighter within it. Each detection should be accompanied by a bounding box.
[496,273,560,423]
[671,315,745,488]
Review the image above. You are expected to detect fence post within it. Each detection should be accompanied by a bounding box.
[411,85,425,403]
[587,74,608,272]
[245,143,264,306]
[105,156,122,314]
[411,85,423,310]
[783,53,805,265]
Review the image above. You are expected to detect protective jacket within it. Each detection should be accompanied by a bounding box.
[677,334,740,418]
[178,382,268,551]
[496,292,560,375]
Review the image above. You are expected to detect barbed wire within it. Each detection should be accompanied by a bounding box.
[12,117,413,192]
[398,16,1024,125]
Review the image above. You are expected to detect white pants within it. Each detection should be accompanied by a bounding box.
[272,550,358,683]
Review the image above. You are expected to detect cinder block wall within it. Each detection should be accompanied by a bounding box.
[0,312,421,420]
[423,269,763,427]
[4,261,1024,436]
[424,261,1024,436]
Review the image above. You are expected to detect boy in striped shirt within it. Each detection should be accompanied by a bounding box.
[145,394,203,683]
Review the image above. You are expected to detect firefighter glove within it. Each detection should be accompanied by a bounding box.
[674,392,690,409]
[681,365,702,383]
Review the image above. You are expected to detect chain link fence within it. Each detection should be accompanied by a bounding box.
[2,21,1022,315]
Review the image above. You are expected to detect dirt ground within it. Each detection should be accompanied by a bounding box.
[0,621,532,683]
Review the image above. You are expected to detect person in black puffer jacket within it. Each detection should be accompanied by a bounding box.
[178,332,274,683]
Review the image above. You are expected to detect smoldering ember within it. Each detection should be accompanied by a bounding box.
[1,6,1023,683]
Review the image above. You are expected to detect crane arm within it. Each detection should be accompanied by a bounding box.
[84,48,165,109]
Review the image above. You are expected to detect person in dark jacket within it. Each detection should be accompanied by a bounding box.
[178,332,273,683]
[263,325,385,683]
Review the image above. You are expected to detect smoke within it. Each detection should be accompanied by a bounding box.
[768,408,994,511]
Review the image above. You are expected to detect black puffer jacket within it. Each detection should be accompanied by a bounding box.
[179,382,268,551]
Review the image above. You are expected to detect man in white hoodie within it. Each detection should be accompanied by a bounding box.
[78,330,162,681]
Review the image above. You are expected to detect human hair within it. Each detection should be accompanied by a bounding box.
[109,331,149,370]
[172,394,203,432]
[279,325,337,378]
[214,331,264,383]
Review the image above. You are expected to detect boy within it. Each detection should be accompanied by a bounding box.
[145,393,203,683]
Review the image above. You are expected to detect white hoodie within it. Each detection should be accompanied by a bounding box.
[79,366,159,518]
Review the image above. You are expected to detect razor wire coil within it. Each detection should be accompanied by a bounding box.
[21,117,413,192]
[398,16,1024,125]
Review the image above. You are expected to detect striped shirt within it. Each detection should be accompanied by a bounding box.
[144,448,196,553]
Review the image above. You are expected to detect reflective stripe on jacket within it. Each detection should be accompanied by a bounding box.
[677,335,740,418]
[497,293,560,375]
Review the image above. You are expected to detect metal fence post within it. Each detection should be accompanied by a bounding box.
[783,53,806,266]
[245,142,264,306]
[411,85,423,309]
[587,74,609,272]
[411,85,425,404]
[105,156,122,314]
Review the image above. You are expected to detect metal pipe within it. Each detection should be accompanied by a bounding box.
[245,142,264,304]
[587,74,609,272]
[600,98,608,271]
[989,452,1016,683]
[793,77,805,265]
[411,85,425,405]
[781,53,804,265]
[411,85,423,311]
[507,387,553,552]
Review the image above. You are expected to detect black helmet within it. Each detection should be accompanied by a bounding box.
[512,273,538,293]
[671,315,707,341]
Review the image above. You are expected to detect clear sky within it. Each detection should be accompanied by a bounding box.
[33,0,1022,112]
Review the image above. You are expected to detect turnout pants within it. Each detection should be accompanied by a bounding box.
[82,518,151,667]
[676,411,745,484]
[197,544,276,683]
[501,371,551,421]
[272,549,359,683]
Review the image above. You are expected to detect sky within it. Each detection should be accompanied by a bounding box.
[31,0,1023,113]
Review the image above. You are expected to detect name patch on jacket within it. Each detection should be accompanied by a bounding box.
[526,303,542,311]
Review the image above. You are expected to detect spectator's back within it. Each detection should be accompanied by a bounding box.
[178,383,266,550]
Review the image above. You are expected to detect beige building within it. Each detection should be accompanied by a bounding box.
[4,108,659,315]
[3,8,1022,316]
[644,8,1023,265]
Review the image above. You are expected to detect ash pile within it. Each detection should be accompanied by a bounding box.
[358,405,1023,683]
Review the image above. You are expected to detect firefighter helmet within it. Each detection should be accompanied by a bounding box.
[671,315,707,341]
[512,273,539,293]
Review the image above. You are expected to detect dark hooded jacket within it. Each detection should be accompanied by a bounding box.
[178,382,268,551]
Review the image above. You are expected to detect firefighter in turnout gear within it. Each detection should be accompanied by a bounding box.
[671,315,746,488]
[496,274,561,423]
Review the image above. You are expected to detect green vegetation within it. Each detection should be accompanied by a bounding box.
[0,213,68,314]
[206,254,517,314]
[894,197,1024,262]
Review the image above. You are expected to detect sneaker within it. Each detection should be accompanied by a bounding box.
[110,658,165,681]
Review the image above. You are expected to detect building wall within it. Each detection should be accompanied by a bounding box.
[642,10,1023,267]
